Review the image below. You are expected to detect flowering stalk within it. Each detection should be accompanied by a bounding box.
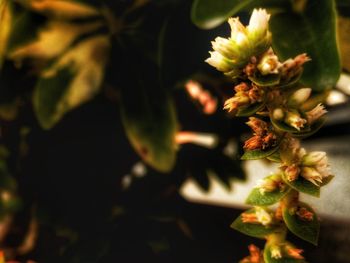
[206,9,332,263]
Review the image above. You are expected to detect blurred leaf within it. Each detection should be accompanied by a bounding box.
[33,35,110,129]
[282,172,320,197]
[115,35,178,173]
[191,0,288,29]
[283,202,320,245]
[17,0,101,19]
[231,208,281,239]
[120,89,178,173]
[6,10,46,55]
[8,19,104,62]
[0,0,12,69]
[338,16,350,72]
[270,0,340,91]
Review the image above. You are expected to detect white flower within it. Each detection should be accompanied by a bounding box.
[306,103,327,124]
[206,9,272,77]
[255,207,273,226]
[288,88,312,106]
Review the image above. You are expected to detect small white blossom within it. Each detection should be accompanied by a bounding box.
[257,48,280,75]
[270,245,282,259]
[255,207,273,226]
[285,111,307,130]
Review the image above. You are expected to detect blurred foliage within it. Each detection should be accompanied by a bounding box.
[0,0,344,262]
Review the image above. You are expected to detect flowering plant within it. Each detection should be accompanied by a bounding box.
[206,9,333,263]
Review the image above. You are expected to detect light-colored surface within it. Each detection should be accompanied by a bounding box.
[181,135,350,220]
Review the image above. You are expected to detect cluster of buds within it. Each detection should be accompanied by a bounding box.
[244,117,277,150]
[206,9,271,79]
[206,8,333,263]
[281,142,330,186]
[223,82,264,113]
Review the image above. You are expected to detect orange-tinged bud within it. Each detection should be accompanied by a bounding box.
[285,164,300,181]
[244,135,263,150]
[296,207,314,221]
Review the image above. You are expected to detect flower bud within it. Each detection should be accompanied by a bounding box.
[285,164,300,182]
[257,49,280,75]
[302,151,326,166]
[255,207,273,226]
[272,108,284,120]
[284,111,307,131]
[247,9,272,53]
[270,245,282,259]
[288,88,312,106]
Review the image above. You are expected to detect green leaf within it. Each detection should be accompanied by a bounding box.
[264,243,307,263]
[33,35,110,129]
[236,101,265,117]
[191,0,254,29]
[282,202,320,245]
[266,151,281,162]
[120,89,178,173]
[291,117,326,138]
[0,0,12,69]
[241,137,282,160]
[191,0,288,29]
[270,0,340,91]
[271,117,300,133]
[282,172,320,197]
[246,178,290,206]
[248,72,281,87]
[231,208,281,239]
[116,36,178,173]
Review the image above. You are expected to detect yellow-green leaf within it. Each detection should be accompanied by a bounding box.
[17,0,100,19]
[33,35,110,129]
[8,20,104,62]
